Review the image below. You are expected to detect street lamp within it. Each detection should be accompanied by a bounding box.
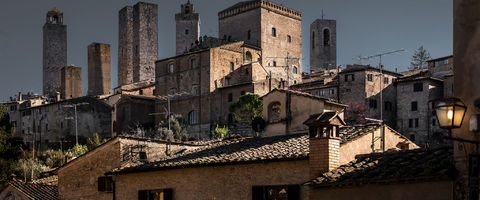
[64,102,89,145]
[435,98,467,136]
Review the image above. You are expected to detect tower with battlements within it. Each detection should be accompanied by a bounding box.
[175,0,200,55]
[43,8,67,97]
[310,19,336,72]
[118,2,158,87]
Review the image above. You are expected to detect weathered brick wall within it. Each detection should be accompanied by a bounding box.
[114,160,309,200]
[61,66,82,100]
[118,6,134,86]
[309,138,340,179]
[115,96,155,134]
[175,2,200,55]
[310,181,453,200]
[43,11,67,97]
[310,19,336,72]
[88,43,111,96]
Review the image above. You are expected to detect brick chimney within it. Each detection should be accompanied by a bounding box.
[304,111,345,179]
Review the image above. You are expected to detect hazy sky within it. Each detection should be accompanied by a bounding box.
[0,0,453,101]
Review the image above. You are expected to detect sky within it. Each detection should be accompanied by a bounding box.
[0,0,453,101]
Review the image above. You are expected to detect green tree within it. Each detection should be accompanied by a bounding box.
[212,124,230,139]
[39,150,66,168]
[87,133,102,150]
[66,144,89,158]
[410,46,431,70]
[151,115,188,141]
[0,105,20,189]
[14,158,49,182]
[229,93,263,123]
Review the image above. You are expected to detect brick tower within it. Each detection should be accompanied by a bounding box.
[43,8,67,97]
[61,65,82,100]
[175,0,200,55]
[118,2,158,86]
[88,43,111,96]
[310,19,337,72]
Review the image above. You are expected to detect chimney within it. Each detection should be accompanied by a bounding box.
[18,92,22,101]
[56,92,61,102]
[304,111,345,179]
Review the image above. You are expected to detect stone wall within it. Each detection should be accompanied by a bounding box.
[88,43,111,96]
[310,19,336,72]
[175,1,200,55]
[43,9,67,97]
[61,65,82,100]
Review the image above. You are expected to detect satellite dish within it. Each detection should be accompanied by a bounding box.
[252,117,266,132]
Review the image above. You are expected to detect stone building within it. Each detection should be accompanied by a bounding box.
[114,95,155,134]
[16,96,112,151]
[310,19,336,72]
[290,68,340,100]
[61,65,82,100]
[261,89,346,137]
[113,80,155,97]
[175,0,200,55]
[106,119,417,200]
[338,64,402,127]
[395,74,445,146]
[218,0,303,80]
[43,8,67,97]
[88,43,111,96]
[427,55,453,78]
[118,2,158,86]
[56,136,203,200]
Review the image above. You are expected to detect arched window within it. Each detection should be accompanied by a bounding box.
[311,31,315,49]
[190,58,197,69]
[293,66,298,74]
[287,35,291,43]
[229,62,234,72]
[271,27,276,37]
[188,110,198,125]
[185,6,190,14]
[247,30,251,40]
[185,29,189,35]
[245,51,253,63]
[268,102,282,122]
[168,63,174,74]
[323,29,330,46]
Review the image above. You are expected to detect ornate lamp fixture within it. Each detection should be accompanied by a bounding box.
[435,98,467,136]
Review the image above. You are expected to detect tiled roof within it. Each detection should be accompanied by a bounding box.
[340,65,403,77]
[308,146,453,187]
[265,89,346,106]
[109,124,386,174]
[9,179,58,200]
[31,175,58,186]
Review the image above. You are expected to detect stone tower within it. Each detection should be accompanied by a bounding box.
[61,65,82,100]
[88,43,111,96]
[175,0,200,55]
[310,19,336,72]
[43,8,67,97]
[118,2,158,87]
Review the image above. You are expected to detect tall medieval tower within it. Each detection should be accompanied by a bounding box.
[118,2,158,86]
[310,19,336,72]
[43,8,67,97]
[88,43,111,96]
[175,0,200,55]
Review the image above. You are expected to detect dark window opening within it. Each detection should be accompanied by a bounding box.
[138,189,173,200]
[98,176,113,192]
[367,74,373,82]
[409,119,413,128]
[228,113,234,123]
[247,30,251,40]
[245,51,253,63]
[414,83,423,92]
[369,99,377,109]
[312,31,315,49]
[432,118,436,126]
[185,6,190,14]
[230,62,234,72]
[323,28,330,46]
[252,185,300,200]
[411,101,418,111]
[293,66,298,74]
[228,35,232,41]
[273,61,277,67]
[287,35,291,43]
[415,118,419,128]
[272,27,277,37]
[384,77,389,84]
[228,93,233,102]
[185,29,189,35]
[410,134,416,141]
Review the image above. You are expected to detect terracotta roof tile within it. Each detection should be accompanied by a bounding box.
[9,179,58,200]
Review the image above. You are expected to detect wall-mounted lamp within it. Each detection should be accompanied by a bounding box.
[435,98,467,136]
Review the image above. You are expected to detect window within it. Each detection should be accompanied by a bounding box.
[185,29,189,35]
[46,124,49,132]
[330,89,335,95]
[323,28,330,46]
[191,84,199,96]
[367,74,373,82]
[252,185,300,200]
[229,62,234,72]
[138,189,173,200]
[245,68,249,75]
[385,101,392,111]
[411,101,418,111]
[415,118,419,128]
[268,102,282,122]
[225,77,231,86]
[98,176,113,192]
[271,27,276,37]
[410,134,416,142]
[369,99,377,109]
[384,77,389,84]
[344,74,355,82]
[185,5,190,13]
[169,88,176,95]
[190,58,197,69]
[413,83,423,92]
[247,30,251,40]
[168,63,174,74]
[292,66,298,74]
[346,88,351,92]
[273,61,277,67]
[228,35,232,41]
[188,110,198,125]
[409,119,413,128]
[432,118,436,126]
[228,93,233,102]
[245,51,253,63]
[287,35,291,43]
[311,31,315,49]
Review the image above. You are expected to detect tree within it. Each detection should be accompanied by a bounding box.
[66,144,89,158]
[0,105,20,189]
[410,46,431,70]
[229,93,263,123]
[87,133,102,150]
[151,115,188,141]
[212,124,230,139]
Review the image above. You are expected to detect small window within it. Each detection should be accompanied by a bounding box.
[190,58,197,69]
[344,74,355,82]
[168,63,174,74]
[252,185,300,200]
[245,51,253,63]
[138,189,173,200]
[346,88,351,92]
[312,31,315,49]
[384,77,389,84]
[292,66,298,74]
[247,30,251,40]
[225,78,231,86]
[410,134,416,142]
[323,29,330,46]
[273,61,277,67]
[228,93,233,102]
[287,35,291,43]
[411,101,418,111]
[229,62,234,72]
[415,118,419,128]
[367,74,373,82]
[169,88,176,95]
[188,110,199,125]
[409,119,413,128]
[272,27,277,37]
[228,35,232,41]
[369,99,377,109]
[185,29,189,35]
[432,118,436,126]
[191,84,199,96]
[98,176,113,192]
[413,83,423,92]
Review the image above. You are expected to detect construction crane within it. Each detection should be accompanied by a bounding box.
[358,49,405,152]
